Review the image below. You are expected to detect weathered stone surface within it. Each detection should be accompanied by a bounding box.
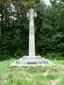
[11,56,53,66]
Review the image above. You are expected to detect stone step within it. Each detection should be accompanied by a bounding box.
[11,56,53,66]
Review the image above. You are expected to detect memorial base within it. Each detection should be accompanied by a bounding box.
[11,56,53,66]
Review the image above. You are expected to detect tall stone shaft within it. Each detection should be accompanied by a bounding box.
[27,8,37,57]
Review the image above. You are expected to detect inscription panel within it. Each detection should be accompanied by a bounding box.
[27,62,37,64]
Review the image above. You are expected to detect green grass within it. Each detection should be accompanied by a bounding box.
[0,58,64,85]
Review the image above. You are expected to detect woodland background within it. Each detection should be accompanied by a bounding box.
[0,0,64,59]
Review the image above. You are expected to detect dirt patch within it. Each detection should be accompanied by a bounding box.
[50,78,61,85]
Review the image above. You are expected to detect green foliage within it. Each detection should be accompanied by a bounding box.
[0,0,64,59]
[36,1,64,54]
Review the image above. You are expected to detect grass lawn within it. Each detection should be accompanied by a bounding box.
[0,58,64,85]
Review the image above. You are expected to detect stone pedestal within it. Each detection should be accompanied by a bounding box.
[11,56,52,66]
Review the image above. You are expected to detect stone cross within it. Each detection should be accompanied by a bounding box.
[11,8,53,66]
[27,8,37,58]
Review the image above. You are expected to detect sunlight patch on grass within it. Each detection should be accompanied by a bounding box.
[0,59,16,69]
